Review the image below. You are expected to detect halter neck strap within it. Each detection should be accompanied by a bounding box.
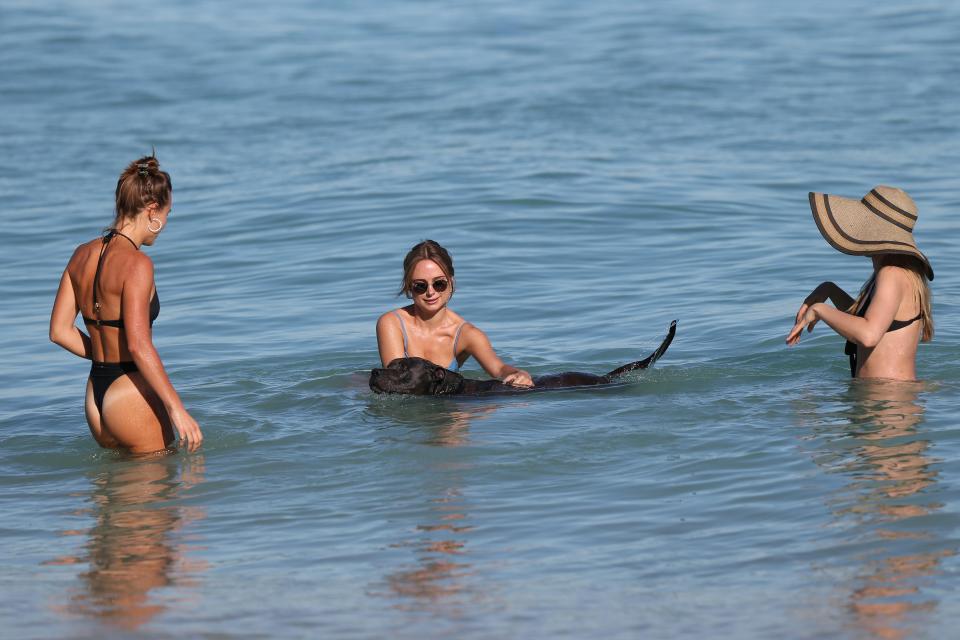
[92,231,137,316]
[110,230,139,250]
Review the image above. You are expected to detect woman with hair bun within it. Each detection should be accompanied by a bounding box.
[50,155,202,453]
[377,240,533,387]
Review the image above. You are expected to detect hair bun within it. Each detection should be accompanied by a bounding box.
[135,155,159,178]
[114,154,172,223]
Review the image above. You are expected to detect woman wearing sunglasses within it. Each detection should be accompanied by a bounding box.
[376,240,534,387]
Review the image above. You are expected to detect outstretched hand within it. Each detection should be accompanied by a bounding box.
[786,304,819,346]
[503,369,534,388]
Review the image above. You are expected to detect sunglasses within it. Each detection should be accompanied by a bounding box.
[411,278,449,295]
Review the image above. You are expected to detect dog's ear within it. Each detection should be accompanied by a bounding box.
[435,370,464,395]
[427,366,449,395]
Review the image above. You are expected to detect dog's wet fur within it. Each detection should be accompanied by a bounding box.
[370,320,676,396]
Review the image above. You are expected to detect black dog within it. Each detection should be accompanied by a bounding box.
[370,320,676,396]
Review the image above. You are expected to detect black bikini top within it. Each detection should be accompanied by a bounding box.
[844,275,921,376]
[81,231,160,329]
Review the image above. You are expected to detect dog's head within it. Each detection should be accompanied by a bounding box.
[369,357,465,395]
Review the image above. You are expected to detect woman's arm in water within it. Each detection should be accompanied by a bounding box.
[787,269,903,347]
[460,324,533,387]
[122,255,203,450]
[49,253,92,359]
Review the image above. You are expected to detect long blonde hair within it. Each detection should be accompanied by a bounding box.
[847,254,933,342]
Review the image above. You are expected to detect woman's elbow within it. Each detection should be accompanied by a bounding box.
[125,337,153,361]
[49,326,69,348]
[860,329,884,349]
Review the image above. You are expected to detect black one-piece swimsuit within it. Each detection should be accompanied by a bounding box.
[81,231,160,412]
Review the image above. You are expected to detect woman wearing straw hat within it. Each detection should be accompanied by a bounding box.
[786,186,934,380]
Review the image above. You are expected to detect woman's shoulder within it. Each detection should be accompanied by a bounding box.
[377,306,410,329]
[66,237,107,274]
[456,320,484,343]
[437,309,472,333]
[875,264,915,288]
[71,236,154,266]
[378,306,408,319]
[69,237,102,261]
[376,307,471,332]
[446,308,468,324]
[116,245,154,273]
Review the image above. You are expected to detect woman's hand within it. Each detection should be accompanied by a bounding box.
[503,369,534,388]
[168,405,203,452]
[786,304,820,346]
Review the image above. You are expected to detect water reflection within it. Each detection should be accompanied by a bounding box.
[368,402,501,613]
[807,379,953,640]
[385,483,474,608]
[47,454,206,630]
[366,397,507,447]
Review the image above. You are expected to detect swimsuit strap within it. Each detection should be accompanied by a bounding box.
[112,230,138,250]
[888,283,925,331]
[858,274,922,329]
[393,310,410,357]
[90,233,113,319]
[888,313,923,332]
[854,276,877,317]
[451,323,465,352]
[847,275,877,377]
[85,231,140,328]
[449,322,466,370]
[393,312,465,369]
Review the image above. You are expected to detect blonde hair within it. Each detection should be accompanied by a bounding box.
[848,254,933,342]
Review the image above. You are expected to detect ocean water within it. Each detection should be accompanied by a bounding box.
[1,0,959,637]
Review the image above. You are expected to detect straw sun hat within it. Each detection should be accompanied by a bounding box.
[808,185,933,280]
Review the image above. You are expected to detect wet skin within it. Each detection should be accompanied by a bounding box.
[371,321,676,396]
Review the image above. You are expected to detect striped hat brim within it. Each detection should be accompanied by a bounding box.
[808,191,933,280]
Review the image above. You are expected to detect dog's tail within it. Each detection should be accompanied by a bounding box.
[604,320,677,379]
